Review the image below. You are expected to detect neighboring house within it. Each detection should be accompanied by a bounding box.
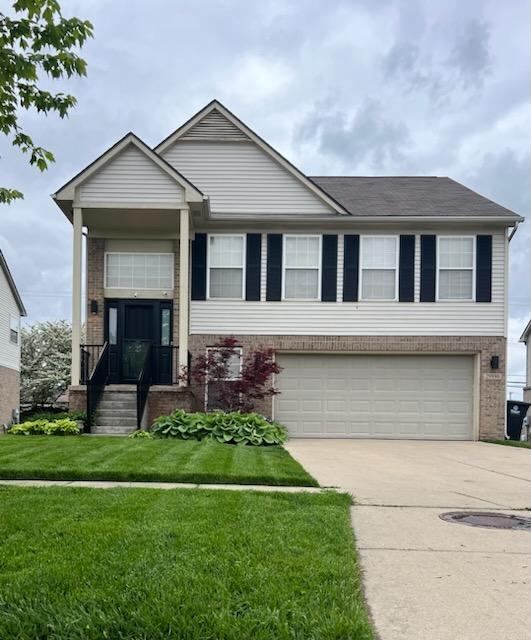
[53,100,524,440]
[0,251,26,426]
[520,320,531,405]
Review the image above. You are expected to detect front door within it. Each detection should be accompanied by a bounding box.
[105,300,173,384]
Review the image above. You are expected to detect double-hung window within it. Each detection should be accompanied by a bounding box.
[360,236,398,300]
[208,235,245,299]
[283,235,321,300]
[437,236,475,300]
[105,253,174,289]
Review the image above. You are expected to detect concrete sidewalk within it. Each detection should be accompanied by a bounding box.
[287,440,531,640]
[0,478,323,493]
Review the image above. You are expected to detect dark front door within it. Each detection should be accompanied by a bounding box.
[105,300,173,384]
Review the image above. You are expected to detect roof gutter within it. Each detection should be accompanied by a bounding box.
[206,214,524,224]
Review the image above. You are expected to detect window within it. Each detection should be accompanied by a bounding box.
[208,235,245,299]
[283,235,321,300]
[9,315,19,345]
[105,253,174,290]
[437,237,475,300]
[205,347,242,410]
[360,236,398,300]
[161,308,171,346]
[108,307,118,345]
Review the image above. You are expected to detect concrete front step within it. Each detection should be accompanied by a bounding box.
[100,393,137,403]
[91,425,137,435]
[95,416,137,427]
[98,400,137,411]
[96,408,137,417]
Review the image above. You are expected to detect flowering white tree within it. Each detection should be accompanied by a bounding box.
[21,320,71,407]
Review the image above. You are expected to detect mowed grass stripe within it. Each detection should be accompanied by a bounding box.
[0,437,318,486]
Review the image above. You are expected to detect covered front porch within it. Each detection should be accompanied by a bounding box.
[52,133,206,430]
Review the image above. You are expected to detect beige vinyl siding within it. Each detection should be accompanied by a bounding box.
[78,144,185,205]
[162,141,336,215]
[0,267,21,371]
[190,229,506,336]
[180,109,250,141]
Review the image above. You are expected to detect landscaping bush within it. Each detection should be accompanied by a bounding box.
[128,430,153,439]
[9,418,80,436]
[151,410,287,446]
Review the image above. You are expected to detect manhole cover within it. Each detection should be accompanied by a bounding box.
[439,512,531,531]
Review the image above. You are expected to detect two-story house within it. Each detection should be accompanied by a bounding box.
[55,100,523,439]
[0,251,26,426]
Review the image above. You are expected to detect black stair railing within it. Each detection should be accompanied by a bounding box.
[86,342,110,432]
[136,344,153,429]
[80,344,105,384]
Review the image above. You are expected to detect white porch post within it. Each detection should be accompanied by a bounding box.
[71,207,83,386]
[178,207,190,385]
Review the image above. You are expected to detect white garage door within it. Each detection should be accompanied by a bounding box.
[275,354,475,440]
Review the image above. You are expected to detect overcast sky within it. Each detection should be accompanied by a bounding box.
[1,0,529,397]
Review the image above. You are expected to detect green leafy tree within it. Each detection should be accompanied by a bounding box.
[21,320,71,408]
[0,0,93,203]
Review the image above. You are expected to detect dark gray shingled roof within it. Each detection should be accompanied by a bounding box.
[310,176,521,218]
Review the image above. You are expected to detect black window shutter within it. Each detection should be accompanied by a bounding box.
[266,234,282,301]
[321,235,338,302]
[191,233,207,300]
[420,235,436,302]
[245,233,262,301]
[399,235,415,302]
[343,235,360,301]
[476,235,492,302]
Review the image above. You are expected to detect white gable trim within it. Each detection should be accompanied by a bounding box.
[155,100,349,216]
[54,133,204,204]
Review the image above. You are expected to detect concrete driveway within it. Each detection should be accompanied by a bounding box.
[286,440,531,640]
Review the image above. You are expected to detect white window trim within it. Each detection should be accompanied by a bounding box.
[206,234,246,300]
[282,234,322,301]
[9,314,19,345]
[436,235,476,302]
[104,252,175,290]
[359,235,399,302]
[204,346,243,409]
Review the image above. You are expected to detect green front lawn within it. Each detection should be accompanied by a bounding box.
[0,436,317,486]
[486,439,531,449]
[0,486,373,640]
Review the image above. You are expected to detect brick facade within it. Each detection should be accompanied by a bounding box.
[86,238,105,345]
[189,334,506,440]
[0,365,20,426]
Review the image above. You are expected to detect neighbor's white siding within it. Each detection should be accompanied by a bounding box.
[162,141,336,215]
[78,144,185,205]
[526,343,531,387]
[0,266,21,371]
[191,228,506,336]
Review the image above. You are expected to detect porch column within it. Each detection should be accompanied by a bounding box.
[178,207,190,385]
[71,207,83,386]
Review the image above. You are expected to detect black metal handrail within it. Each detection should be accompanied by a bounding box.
[136,344,153,429]
[80,344,105,384]
[86,342,110,431]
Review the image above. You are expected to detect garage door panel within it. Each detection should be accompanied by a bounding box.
[275,354,474,440]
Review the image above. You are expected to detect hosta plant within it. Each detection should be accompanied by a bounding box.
[9,418,80,436]
[151,410,287,446]
[128,430,153,439]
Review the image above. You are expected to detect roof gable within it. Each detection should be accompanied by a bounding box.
[155,100,348,216]
[54,133,203,206]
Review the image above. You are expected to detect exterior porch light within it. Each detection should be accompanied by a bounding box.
[90,299,98,315]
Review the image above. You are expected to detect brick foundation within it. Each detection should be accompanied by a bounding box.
[189,334,506,440]
[0,365,20,426]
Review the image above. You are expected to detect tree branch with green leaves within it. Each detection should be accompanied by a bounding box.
[0,0,93,204]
